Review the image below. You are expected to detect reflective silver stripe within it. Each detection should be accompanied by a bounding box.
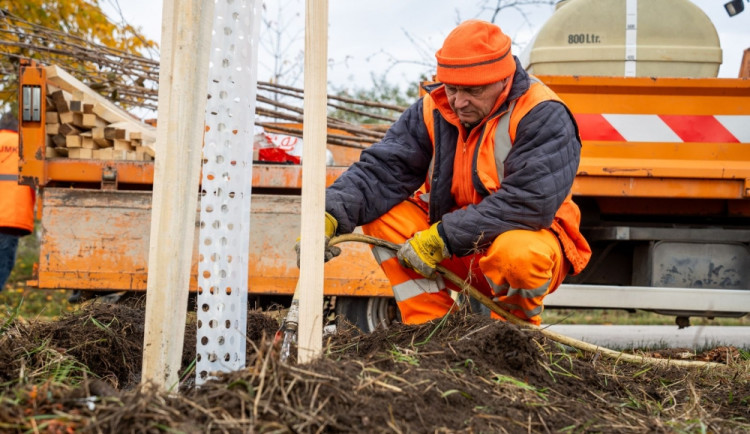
[493,100,515,183]
[419,192,430,203]
[486,274,550,299]
[392,275,446,302]
[493,299,544,319]
[524,305,543,318]
[371,246,448,302]
[372,245,396,265]
[493,76,546,183]
[485,277,509,296]
[427,155,435,190]
[506,279,551,299]
[0,174,18,181]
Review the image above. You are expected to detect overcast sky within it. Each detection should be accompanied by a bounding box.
[104,0,748,89]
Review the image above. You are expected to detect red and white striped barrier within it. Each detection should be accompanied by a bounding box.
[574,114,750,143]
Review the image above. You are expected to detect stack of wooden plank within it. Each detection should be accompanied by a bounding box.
[44,65,157,161]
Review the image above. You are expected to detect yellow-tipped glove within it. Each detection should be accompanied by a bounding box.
[397,222,450,279]
[295,212,342,268]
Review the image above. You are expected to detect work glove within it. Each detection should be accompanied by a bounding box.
[397,222,450,279]
[295,212,342,268]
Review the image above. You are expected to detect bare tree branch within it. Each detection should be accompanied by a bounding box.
[0,6,406,148]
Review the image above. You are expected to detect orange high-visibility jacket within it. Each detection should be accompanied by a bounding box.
[0,129,35,235]
[422,71,591,273]
[326,57,591,274]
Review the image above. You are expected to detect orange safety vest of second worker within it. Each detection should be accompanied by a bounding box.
[0,129,35,234]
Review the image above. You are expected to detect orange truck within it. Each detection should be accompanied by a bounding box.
[17,0,750,331]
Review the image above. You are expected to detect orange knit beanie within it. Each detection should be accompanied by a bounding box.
[435,20,516,86]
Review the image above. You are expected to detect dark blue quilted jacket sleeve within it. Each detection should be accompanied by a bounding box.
[325,99,433,234]
[441,101,581,256]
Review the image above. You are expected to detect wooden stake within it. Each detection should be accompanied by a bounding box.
[141,0,215,391]
[297,0,328,364]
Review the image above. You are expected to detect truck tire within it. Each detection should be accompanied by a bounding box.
[335,296,401,334]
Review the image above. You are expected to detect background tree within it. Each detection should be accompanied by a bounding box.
[0,0,158,114]
[366,0,555,91]
[328,72,420,125]
[254,0,557,136]
[0,0,557,137]
[259,0,304,88]
[323,0,554,125]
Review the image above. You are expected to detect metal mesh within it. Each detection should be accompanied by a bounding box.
[196,0,261,384]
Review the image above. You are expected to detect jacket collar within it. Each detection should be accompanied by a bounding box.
[505,57,530,104]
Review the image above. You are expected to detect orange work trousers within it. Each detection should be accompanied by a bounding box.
[362,200,569,326]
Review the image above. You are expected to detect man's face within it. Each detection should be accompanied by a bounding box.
[445,79,508,128]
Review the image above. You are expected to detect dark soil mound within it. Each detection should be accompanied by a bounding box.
[0,299,748,433]
[0,296,279,389]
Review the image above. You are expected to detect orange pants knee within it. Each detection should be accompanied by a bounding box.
[479,228,569,325]
[362,200,568,326]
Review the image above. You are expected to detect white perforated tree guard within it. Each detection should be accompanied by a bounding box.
[197,0,261,384]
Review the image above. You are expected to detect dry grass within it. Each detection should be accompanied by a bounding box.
[0,301,748,433]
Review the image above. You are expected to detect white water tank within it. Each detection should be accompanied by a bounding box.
[524,0,722,77]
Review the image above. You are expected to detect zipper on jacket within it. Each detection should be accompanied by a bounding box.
[455,126,481,205]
